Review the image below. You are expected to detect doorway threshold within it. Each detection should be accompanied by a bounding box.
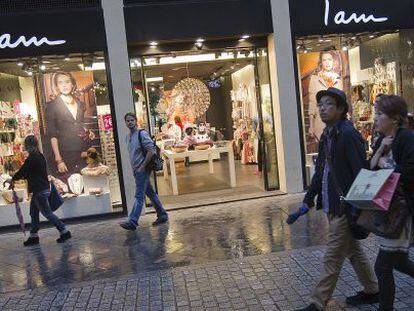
[148,186,285,212]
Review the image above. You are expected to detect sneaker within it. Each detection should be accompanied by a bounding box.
[57,231,72,243]
[120,221,137,231]
[23,236,39,247]
[152,217,168,226]
[295,304,320,311]
[346,291,379,306]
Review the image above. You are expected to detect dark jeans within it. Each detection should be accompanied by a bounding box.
[30,190,66,234]
[375,250,414,311]
[129,170,168,226]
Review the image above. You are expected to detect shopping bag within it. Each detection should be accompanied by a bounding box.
[12,190,26,236]
[372,172,401,211]
[49,182,64,212]
[345,169,396,210]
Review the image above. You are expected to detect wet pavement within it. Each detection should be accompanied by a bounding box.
[0,194,326,295]
[0,194,413,310]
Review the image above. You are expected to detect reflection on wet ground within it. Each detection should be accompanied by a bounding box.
[0,194,328,294]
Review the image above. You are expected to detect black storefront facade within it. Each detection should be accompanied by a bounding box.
[289,0,414,186]
[123,0,282,200]
[0,1,126,228]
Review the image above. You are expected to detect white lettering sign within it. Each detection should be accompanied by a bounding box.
[0,34,66,49]
[324,0,388,26]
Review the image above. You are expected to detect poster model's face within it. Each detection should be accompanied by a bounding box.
[56,74,74,96]
[321,53,334,72]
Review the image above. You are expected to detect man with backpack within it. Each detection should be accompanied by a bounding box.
[120,112,169,231]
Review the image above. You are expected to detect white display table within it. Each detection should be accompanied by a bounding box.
[0,175,113,227]
[162,146,237,195]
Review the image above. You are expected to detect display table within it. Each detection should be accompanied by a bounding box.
[162,146,237,195]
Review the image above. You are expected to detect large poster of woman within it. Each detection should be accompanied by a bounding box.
[299,50,350,153]
[41,71,97,179]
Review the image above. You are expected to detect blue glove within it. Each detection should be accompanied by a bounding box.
[286,204,310,224]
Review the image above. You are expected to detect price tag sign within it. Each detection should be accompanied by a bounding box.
[102,114,113,130]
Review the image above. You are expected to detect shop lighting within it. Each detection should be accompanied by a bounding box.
[195,42,203,49]
[64,56,70,61]
[369,35,375,38]
[241,35,250,39]
[17,62,24,67]
[27,71,33,76]
[318,36,324,42]
[84,62,106,71]
[147,77,163,83]
[149,41,158,47]
[196,38,205,43]
[40,64,46,71]
[150,87,156,92]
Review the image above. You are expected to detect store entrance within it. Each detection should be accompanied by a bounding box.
[130,47,279,201]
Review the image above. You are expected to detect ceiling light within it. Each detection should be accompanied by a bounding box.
[342,45,348,51]
[318,36,324,42]
[195,42,203,49]
[150,87,156,91]
[369,35,375,38]
[64,57,70,61]
[238,38,246,42]
[196,38,205,43]
[17,62,24,67]
[27,71,33,76]
[40,65,46,71]
[147,77,163,83]
[149,41,158,47]
[241,35,250,39]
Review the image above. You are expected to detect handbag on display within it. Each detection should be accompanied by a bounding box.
[49,182,64,212]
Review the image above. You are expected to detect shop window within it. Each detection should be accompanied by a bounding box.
[296,30,414,185]
[0,53,122,225]
[129,46,279,198]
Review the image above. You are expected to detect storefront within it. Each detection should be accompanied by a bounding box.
[289,0,414,185]
[0,2,124,227]
[124,0,281,202]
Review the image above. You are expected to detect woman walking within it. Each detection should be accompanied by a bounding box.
[9,135,71,246]
[370,95,414,311]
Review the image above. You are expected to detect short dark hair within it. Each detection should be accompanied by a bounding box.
[377,95,408,126]
[124,112,137,121]
[24,135,40,154]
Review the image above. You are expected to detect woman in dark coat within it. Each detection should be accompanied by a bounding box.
[370,95,414,311]
[45,71,92,176]
[9,135,72,246]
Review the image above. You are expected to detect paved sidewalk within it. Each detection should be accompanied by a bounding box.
[0,194,413,310]
[1,242,413,310]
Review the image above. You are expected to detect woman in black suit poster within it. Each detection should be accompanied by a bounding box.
[45,72,93,177]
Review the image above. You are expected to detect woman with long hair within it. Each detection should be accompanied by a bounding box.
[370,95,414,310]
[45,71,93,177]
[9,135,71,246]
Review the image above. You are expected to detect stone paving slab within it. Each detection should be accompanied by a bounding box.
[1,240,413,310]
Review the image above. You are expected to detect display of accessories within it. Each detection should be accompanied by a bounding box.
[68,174,84,195]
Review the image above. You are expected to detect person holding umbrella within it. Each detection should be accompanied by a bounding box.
[7,135,71,246]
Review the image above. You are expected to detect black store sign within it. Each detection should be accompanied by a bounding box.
[290,0,414,36]
[124,0,273,43]
[0,8,106,59]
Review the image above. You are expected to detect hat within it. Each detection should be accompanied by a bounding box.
[316,87,349,114]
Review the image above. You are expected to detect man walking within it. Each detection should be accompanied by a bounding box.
[287,88,378,310]
[120,112,169,230]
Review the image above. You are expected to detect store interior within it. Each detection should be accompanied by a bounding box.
[0,53,122,226]
[296,29,414,185]
[130,47,277,198]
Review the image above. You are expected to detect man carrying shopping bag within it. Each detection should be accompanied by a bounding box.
[288,88,379,311]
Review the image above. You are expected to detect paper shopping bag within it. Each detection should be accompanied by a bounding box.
[372,172,401,211]
[345,169,395,210]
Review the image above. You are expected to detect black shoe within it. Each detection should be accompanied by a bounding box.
[57,231,72,243]
[120,221,137,231]
[23,236,39,247]
[346,291,379,306]
[295,304,320,311]
[152,217,168,226]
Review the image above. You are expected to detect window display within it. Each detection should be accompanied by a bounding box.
[0,54,122,227]
[296,30,414,185]
[129,46,279,197]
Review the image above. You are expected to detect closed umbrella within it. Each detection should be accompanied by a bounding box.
[12,190,26,236]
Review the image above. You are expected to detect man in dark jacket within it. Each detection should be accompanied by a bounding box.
[289,88,378,311]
